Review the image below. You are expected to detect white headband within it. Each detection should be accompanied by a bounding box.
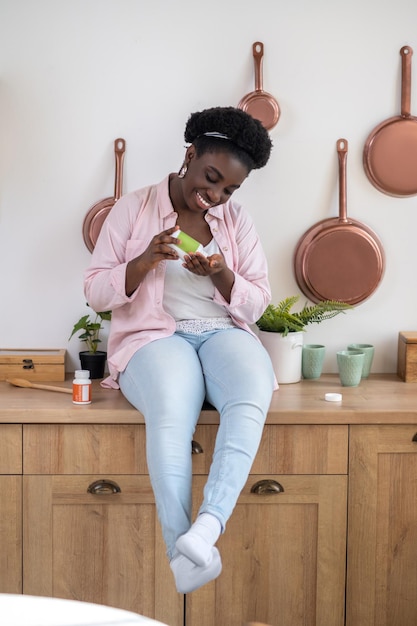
[203,131,230,140]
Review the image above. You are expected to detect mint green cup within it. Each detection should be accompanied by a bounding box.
[302,344,325,379]
[337,350,365,387]
[347,344,374,378]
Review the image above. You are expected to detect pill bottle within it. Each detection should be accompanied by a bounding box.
[72,370,92,405]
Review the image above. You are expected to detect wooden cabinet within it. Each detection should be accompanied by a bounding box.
[0,425,22,593]
[346,425,417,626]
[187,425,348,626]
[22,425,183,626]
[2,377,417,626]
[18,422,348,626]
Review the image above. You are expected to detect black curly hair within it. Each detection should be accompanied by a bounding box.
[184,106,272,171]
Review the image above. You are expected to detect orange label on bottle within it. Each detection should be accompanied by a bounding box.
[72,382,91,404]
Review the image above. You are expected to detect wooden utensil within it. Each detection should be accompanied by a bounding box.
[6,378,73,394]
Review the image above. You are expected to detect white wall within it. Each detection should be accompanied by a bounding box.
[1,0,417,375]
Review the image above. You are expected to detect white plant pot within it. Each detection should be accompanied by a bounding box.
[259,330,304,384]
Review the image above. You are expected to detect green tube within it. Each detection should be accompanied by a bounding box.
[175,230,201,254]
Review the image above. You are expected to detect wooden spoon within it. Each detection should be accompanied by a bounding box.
[6,378,73,394]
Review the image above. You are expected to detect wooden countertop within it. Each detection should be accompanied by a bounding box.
[1,374,417,425]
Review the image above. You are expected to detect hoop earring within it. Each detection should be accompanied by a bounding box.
[178,163,188,179]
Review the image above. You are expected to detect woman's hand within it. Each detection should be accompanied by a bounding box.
[125,226,180,296]
[181,252,225,276]
[183,253,235,303]
[139,226,181,271]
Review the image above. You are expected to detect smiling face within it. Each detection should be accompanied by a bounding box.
[175,145,250,214]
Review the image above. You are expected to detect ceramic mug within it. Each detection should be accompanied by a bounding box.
[302,344,326,379]
[337,349,365,387]
[347,344,374,378]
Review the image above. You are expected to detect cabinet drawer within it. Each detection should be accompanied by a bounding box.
[23,425,147,474]
[0,425,22,474]
[192,424,348,474]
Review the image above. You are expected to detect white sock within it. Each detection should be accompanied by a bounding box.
[170,548,222,594]
[175,513,222,566]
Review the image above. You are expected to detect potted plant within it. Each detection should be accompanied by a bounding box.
[256,296,352,384]
[69,305,112,379]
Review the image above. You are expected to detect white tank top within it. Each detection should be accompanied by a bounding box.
[163,239,230,323]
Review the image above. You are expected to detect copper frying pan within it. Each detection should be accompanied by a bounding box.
[82,138,126,252]
[363,46,417,197]
[238,42,280,131]
[293,139,385,305]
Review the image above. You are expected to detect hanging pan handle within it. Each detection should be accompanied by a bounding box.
[400,46,413,118]
[253,42,264,92]
[113,138,126,201]
[337,138,349,224]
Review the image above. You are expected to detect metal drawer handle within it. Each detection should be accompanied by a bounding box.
[192,440,204,454]
[250,479,284,495]
[87,479,121,494]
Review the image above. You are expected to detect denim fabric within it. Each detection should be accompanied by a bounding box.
[119,327,274,559]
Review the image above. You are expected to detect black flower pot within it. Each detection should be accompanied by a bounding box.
[79,351,107,379]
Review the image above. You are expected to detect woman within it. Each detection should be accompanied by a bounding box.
[84,106,275,593]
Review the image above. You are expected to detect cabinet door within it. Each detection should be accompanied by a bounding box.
[187,474,347,626]
[23,475,182,626]
[0,476,22,593]
[347,425,417,626]
[0,425,22,593]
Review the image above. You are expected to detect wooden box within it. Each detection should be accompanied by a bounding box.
[0,349,66,382]
[397,332,417,382]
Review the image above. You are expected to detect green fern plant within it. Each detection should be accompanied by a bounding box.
[256,296,352,337]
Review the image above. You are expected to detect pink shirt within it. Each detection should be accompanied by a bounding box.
[84,175,272,387]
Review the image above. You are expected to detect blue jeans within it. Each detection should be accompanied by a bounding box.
[119,328,275,559]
